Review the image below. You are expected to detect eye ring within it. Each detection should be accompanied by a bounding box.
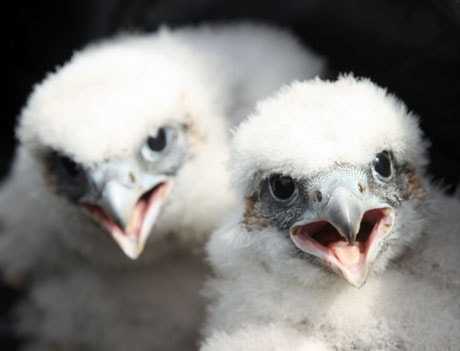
[268,174,298,204]
[141,126,173,162]
[372,151,394,182]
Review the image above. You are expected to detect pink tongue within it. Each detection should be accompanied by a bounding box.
[329,242,361,267]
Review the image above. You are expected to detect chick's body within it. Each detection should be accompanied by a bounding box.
[0,23,325,351]
[201,76,460,351]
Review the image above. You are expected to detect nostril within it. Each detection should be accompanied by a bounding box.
[314,190,323,203]
[129,172,136,183]
[358,182,366,194]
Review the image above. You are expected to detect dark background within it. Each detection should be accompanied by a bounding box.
[2,0,460,349]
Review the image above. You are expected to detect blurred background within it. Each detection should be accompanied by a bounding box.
[2,0,460,349]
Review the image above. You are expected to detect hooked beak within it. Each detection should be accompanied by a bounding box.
[290,187,394,288]
[81,173,173,259]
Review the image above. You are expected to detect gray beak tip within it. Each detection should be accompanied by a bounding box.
[323,187,364,243]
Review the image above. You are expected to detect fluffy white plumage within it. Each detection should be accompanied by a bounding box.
[201,75,460,351]
[0,22,325,351]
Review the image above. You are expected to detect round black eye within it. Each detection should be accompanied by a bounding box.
[373,151,393,180]
[147,127,167,152]
[57,155,81,178]
[268,174,297,202]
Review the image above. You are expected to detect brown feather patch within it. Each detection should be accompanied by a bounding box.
[242,196,268,230]
[404,168,427,199]
[185,119,205,149]
[41,155,60,195]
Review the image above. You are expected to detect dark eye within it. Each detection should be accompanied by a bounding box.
[147,127,167,152]
[57,154,82,178]
[44,152,87,202]
[268,174,298,202]
[372,151,393,181]
[141,126,176,162]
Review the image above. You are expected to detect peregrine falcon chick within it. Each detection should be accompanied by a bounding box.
[201,75,460,351]
[0,22,325,351]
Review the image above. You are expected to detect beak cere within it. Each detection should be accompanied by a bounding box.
[83,180,173,259]
[290,188,394,288]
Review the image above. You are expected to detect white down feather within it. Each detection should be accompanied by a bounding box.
[201,76,460,351]
[0,22,325,351]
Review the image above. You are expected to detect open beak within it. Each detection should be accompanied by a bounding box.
[81,169,173,259]
[290,187,394,288]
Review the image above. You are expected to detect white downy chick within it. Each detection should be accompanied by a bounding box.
[201,75,460,351]
[0,22,325,351]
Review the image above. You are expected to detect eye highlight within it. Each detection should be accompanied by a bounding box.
[268,174,298,203]
[372,151,394,182]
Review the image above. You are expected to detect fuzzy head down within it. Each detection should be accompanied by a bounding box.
[14,30,234,263]
[210,75,430,287]
[231,75,428,195]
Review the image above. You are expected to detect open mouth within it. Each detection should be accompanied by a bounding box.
[291,208,394,287]
[83,180,172,259]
